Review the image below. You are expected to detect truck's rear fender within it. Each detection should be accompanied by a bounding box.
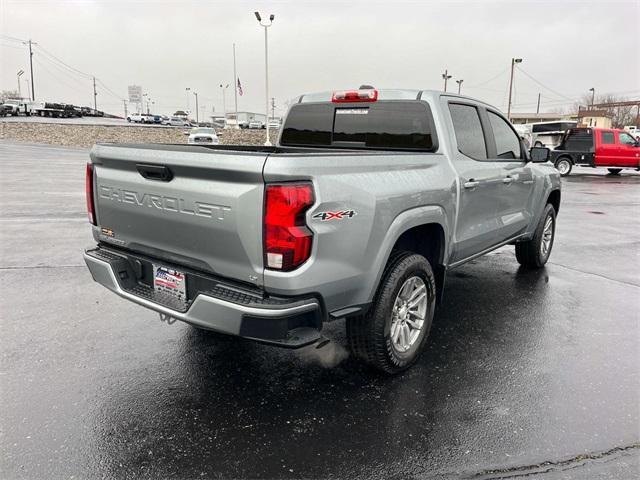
[522,165,561,239]
[367,208,450,305]
[262,152,456,316]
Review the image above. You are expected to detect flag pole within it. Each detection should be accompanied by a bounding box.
[233,43,240,129]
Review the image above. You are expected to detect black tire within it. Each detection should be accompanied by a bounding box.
[607,168,622,175]
[515,203,556,268]
[347,251,436,374]
[554,157,572,177]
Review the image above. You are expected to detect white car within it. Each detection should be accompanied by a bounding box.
[164,116,191,127]
[248,120,264,129]
[268,119,281,129]
[187,127,219,144]
[127,113,145,123]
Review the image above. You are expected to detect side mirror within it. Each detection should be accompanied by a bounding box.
[530,146,550,163]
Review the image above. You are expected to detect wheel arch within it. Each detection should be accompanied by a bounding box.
[368,206,450,307]
[547,189,561,215]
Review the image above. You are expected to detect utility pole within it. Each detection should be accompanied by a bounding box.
[442,69,452,92]
[271,97,275,120]
[589,87,595,107]
[232,43,239,129]
[123,100,128,118]
[193,91,199,124]
[23,39,36,100]
[255,12,274,146]
[507,57,523,121]
[536,93,541,114]
[456,79,463,94]
[93,76,97,110]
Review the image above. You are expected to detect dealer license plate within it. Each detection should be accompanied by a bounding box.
[153,265,187,306]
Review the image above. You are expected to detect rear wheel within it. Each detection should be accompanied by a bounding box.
[347,251,435,374]
[515,203,556,268]
[555,157,572,176]
[607,168,622,175]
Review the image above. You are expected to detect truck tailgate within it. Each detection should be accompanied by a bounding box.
[90,144,266,286]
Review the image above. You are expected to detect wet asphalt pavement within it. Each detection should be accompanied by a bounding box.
[1,141,639,479]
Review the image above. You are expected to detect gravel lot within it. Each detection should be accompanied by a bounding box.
[1,141,638,479]
[0,121,278,148]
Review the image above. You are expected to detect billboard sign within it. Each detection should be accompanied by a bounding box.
[128,85,142,103]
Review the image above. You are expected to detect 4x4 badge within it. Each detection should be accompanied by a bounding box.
[312,210,357,221]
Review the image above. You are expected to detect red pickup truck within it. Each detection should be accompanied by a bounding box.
[550,127,640,176]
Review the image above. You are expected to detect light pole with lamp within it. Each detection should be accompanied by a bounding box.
[589,87,595,107]
[456,79,463,94]
[185,87,191,116]
[220,83,229,127]
[507,57,522,121]
[17,70,24,97]
[255,11,274,146]
[441,70,452,92]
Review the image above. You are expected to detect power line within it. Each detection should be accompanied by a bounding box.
[34,45,93,78]
[515,65,574,101]
[467,67,509,88]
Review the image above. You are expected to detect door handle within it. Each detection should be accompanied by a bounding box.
[463,180,480,189]
[502,176,514,184]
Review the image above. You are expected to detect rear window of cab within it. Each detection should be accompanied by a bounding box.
[280,101,438,151]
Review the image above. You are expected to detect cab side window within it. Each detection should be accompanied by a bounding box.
[601,131,615,144]
[488,111,521,160]
[449,104,487,160]
[619,132,637,145]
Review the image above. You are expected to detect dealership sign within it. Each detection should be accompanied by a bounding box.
[128,85,142,103]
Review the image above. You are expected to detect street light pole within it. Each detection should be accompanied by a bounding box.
[255,11,274,146]
[17,70,24,97]
[193,91,199,124]
[441,69,452,92]
[456,79,463,94]
[589,87,595,107]
[185,87,191,115]
[22,39,36,100]
[507,57,522,121]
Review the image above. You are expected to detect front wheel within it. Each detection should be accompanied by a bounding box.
[347,252,435,374]
[555,157,572,176]
[515,203,556,268]
[607,168,622,175]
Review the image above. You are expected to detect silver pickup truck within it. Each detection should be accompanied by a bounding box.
[84,88,560,373]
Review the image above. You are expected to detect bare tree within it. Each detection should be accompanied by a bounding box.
[1,90,20,102]
[575,93,638,128]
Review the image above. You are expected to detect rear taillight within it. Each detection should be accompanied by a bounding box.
[331,89,378,103]
[85,163,96,225]
[264,183,314,271]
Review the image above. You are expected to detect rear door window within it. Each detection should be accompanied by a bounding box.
[281,101,436,151]
[448,103,487,160]
[601,131,615,144]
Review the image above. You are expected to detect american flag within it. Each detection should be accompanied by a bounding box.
[237,78,243,96]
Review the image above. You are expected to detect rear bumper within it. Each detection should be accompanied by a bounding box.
[83,246,322,348]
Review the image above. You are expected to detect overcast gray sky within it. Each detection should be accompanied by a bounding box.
[1,0,639,118]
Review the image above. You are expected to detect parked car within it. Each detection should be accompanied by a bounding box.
[1,99,26,116]
[268,119,281,129]
[84,88,560,374]
[550,127,640,176]
[187,127,219,144]
[249,120,265,129]
[163,116,191,126]
[126,113,144,123]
